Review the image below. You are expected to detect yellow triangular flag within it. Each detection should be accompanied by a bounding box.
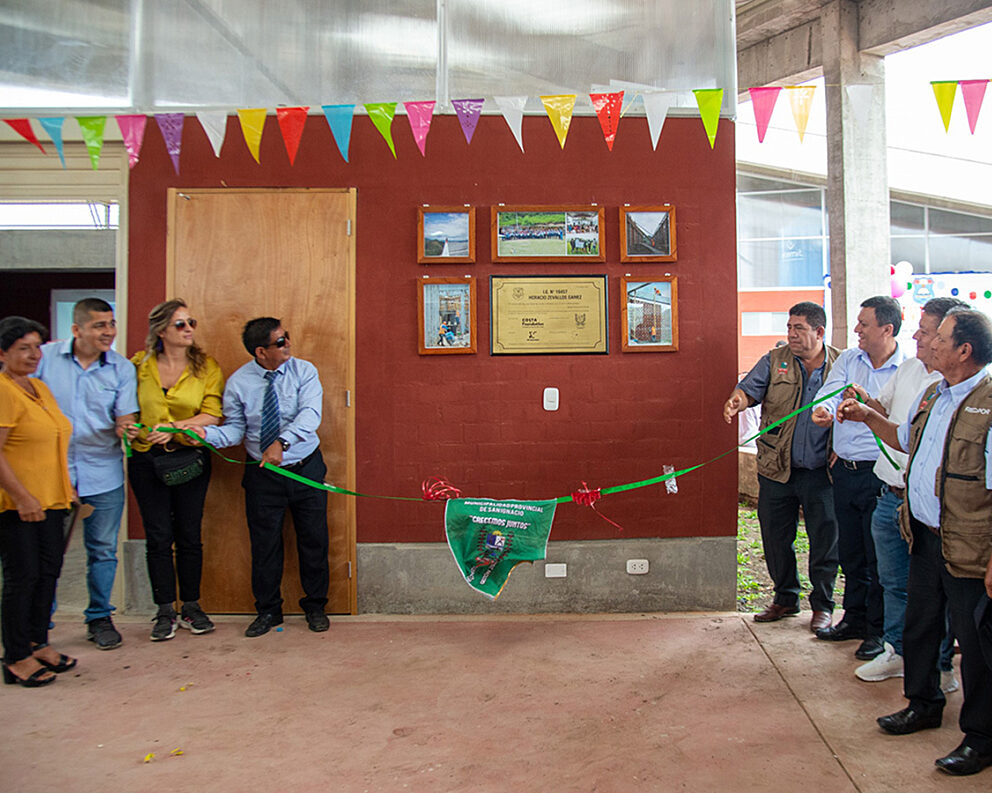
[540,95,576,149]
[786,86,816,142]
[931,81,957,133]
[237,108,267,163]
[692,89,723,149]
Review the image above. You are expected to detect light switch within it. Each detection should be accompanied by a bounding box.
[543,387,559,411]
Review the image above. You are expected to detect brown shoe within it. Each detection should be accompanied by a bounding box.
[753,603,800,623]
[810,610,832,633]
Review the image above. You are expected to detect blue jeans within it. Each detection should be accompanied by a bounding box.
[870,488,910,654]
[81,485,125,622]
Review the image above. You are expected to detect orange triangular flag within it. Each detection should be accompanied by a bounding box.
[786,86,816,142]
[3,119,45,153]
[931,81,957,133]
[589,91,623,150]
[276,107,309,165]
[237,108,267,163]
[540,95,576,149]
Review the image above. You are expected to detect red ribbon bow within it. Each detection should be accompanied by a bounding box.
[571,482,624,531]
[422,476,463,501]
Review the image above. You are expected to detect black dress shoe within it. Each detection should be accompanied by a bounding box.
[855,635,885,660]
[816,620,866,642]
[935,745,992,776]
[305,611,330,632]
[877,706,942,735]
[245,613,283,638]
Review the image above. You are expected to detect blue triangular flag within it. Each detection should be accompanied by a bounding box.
[38,117,66,168]
[322,104,355,163]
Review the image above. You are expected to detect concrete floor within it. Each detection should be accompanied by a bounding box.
[2,608,987,793]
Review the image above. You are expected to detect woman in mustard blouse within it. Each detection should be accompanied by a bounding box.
[0,317,76,687]
[126,299,224,642]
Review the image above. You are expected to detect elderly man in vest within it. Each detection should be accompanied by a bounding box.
[837,307,992,777]
[724,301,840,632]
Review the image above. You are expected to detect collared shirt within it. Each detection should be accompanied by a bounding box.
[873,357,942,488]
[816,343,906,461]
[899,366,992,528]
[33,339,139,497]
[204,356,322,465]
[738,351,830,469]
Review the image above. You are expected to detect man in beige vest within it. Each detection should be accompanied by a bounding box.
[838,307,992,777]
[724,302,840,632]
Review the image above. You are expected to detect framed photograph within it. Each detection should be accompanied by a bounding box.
[491,274,608,355]
[418,276,477,355]
[418,206,475,264]
[620,276,678,352]
[620,205,677,262]
[491,205,605,263]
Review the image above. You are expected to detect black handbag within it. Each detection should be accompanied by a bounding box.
[150,445,204,486]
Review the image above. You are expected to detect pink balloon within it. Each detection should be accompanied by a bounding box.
[891,276,907,299]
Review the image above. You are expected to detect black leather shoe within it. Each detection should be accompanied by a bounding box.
[877,706,942,735]
[245,613,283,638]
[816,620,865,642]
[305,611,330,632]
[935,745,992,776]
[855,635,885,660]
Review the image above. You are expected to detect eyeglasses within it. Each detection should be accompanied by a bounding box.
[172,318,198,330]
[266,332,290,348]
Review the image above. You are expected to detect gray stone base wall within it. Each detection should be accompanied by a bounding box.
[123,540,156,615]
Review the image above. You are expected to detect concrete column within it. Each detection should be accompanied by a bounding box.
[821,0,891,347]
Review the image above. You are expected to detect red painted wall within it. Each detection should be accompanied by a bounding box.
[128,112,739,542]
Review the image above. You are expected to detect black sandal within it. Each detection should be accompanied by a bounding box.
[35,653,77,673]
[2,663,57,687]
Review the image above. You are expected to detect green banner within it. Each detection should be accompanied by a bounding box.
[444,498,558,599]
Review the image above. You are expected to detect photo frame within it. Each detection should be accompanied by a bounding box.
[620,276,678,352]
[418,206,475,264]
[491,205,605,263]
[418,276,477,355]
[619,205,677,262]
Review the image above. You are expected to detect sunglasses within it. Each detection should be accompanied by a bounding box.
[172,318,198,330]
[266,332,290,348]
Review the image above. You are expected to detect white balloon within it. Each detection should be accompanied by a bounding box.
[894,260,914,280]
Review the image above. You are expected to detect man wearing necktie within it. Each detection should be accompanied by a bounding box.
[195,317,330,637]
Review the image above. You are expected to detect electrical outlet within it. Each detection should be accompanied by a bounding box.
[626,559,649,575]
[545,563,567,578]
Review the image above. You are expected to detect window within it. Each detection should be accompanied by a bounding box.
[742,311,789,336]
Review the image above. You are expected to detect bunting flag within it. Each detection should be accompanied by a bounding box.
[237,108,267,163]
[196,111,228,157]
[116,114,147,169]
[154,113,184,174]
[38,117,65,167]
[589,91,623,150]
[931,81,957,132]
[959,79,989,134]
[540,94,576,149]
[322,104,355,162]
[748,86,781,142]
[692,88,723,149]
[452,98,484,144]
[364,102,398,158]
[641,91,675,150]
[844,84,875,129]
[76,116,107,170]
[494,96,527,152]
[3,119,45,153]
[403,100,435,156]
[276,106,309,165]
[786,85,816,142]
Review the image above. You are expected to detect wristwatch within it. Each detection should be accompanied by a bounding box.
[278,437,291,452]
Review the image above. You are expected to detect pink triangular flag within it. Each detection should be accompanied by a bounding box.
[959,79,989,134]
[3,119,45,153]
[403,101,435,156]
[748,86,781,143]
[276,106,309,165]
[154,113,184,174]
[116,115,147,169]
[451,98,484,144]
[589,91,623,150]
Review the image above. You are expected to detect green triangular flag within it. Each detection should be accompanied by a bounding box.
[931,81,957,133]
[364,102,398,158]
[76,116,107,169]
[692,88,723,149]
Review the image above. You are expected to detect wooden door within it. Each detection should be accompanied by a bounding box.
[167,188,356,614]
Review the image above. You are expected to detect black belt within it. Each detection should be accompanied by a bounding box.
[838,458,874,471]
[247,447,318,473]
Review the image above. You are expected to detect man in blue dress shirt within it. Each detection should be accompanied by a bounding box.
[34,298,138,649]
[194,317,330,638]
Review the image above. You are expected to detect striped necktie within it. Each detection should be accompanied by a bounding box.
[260,370,281,452]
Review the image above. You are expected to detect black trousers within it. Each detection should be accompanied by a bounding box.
[242,450,329,616]
[128,448,211,606]
[0,509,67,663]
[903,519,992,753]
[757,467,839,612]
[831,462,884,636]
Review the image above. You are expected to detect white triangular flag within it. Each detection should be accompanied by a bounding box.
[494,96,527,152]
[196,111,229,158]
[641,91,676,150]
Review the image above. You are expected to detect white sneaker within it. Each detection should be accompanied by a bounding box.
[941,669,960,694]
[855,642,904,681]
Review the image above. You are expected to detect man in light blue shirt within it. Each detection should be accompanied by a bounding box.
[34,298,138,649]
[193,317,329,638]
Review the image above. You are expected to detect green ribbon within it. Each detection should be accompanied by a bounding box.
[853,391,901,471]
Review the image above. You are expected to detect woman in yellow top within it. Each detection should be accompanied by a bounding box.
[126,299,224,642]
[0,316,76,688]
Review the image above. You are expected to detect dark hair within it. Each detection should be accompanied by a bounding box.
[141,298,208,376]
[73,298,114,325]
[921,297,969,323]
[861,295,902,336]
[789,301,826,331]
[945,307,992,366]
[0,316,49,351]
[242,317,281,356]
